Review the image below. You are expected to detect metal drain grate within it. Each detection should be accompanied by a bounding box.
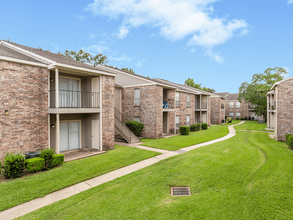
[171,187,191,196]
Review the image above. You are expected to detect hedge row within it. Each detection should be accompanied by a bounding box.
[0,148,64,179]
[285,134,293,150]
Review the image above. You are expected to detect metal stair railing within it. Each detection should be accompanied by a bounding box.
[115,108,141,136]
[114,108,139,143]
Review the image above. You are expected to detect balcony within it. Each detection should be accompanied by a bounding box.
[195,102,200,109]
[49,90,100,108]
[201,102,207,109]
[270,101,276,110]
[163,99,175,110]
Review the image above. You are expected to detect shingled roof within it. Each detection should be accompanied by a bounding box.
[0,41,114,74]
[226,93,239,101]
[215,92,229,97]
[0,44,43,63]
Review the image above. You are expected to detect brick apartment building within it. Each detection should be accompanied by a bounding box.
[267,76,293,141]
[97,65,221,140]
[0,41,116,160]
[216,92,258,120]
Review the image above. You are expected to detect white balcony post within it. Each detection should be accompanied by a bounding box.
[56,114,60,154]
[200,94,202,109]
[48,70,50,108]
[55,68,59,108]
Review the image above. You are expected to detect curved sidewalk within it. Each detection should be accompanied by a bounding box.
[0,121,244,220]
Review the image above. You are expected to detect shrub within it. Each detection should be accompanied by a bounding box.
[25,157,45,173]
[225,116,228,119]
[190,123,200,132]
[40,147,55,170]
[201,123,208,130]
[240,117,245,120]
[179,126,190,135]
[226,117,232,123]
[285,134,293,149]
[3,151,26,179]
[125,121,144,136]
[236,117,239,120]
[51,154,65,167]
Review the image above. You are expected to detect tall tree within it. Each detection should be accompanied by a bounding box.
[238,67,288,119]
[121,67,135,73]
[184,78,215,93]
[58,49,108,66]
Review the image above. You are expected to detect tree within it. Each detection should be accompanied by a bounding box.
[184,78,215,93]
[58,49,108,66]
[238,67,288,119]
[121,67,135,73]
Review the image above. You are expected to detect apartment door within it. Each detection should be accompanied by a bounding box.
[60,121,80,152]
[163,112,168,133]
[92,119,100,150]
[59,77,80,107]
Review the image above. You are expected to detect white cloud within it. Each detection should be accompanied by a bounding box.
[75,14,86,20]
[89,33,98,39]
[205,49,224,63]
[190,48,196,53]
[137,59,146,67]
[83,42,110,53]
[288,0,293,4]
[109,54,131,61]
[85,0,248,48]
[117,26,129,39]
[50,43,59,52]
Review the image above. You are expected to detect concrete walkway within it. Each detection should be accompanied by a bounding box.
[0,121,244,220]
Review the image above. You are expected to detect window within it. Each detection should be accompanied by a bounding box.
[134,117,140,123]
[229,112,234,118]
[186,115,190,126]
[134,89,140,106]
[229,102,234,108]
[236,102,240,108]
[186,94,190,107]
[175,92,180,106]
[176,116,180,128]
[236,113,240,117]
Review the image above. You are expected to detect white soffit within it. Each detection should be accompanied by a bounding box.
[115,72,156,87]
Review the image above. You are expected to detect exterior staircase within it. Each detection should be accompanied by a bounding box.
[114,108,140,143]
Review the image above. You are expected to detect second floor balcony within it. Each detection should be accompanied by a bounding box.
[163,99,175,110]
[269,101,276,110]
[195,102,207,109]
[49,90,100,108]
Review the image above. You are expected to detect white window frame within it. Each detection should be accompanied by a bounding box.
[134,89,140,106]
[229,112,234,117]
[236,112,240,117]
[186,94,190,107]
[186,115,190,126]
[236,102,240,108]
[134,117,140,123]
[229,102,234,108]
[175,92,180,106]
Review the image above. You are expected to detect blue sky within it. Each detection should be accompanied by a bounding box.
[1,0,292,93]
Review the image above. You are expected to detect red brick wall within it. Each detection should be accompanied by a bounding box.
[101,75,115,150]
[275,79,293,141]
[211,97,221,124]
[122,85,163,139]
[225,100,248,119]
[0,61,48,160]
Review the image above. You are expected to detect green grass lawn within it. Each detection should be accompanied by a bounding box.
[21,130,293,219]
[0,145,160,212]
[140,120,242,151]
[234,120,268,131]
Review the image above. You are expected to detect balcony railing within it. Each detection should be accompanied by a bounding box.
[163,99,175,109]
[270,101,276,110]
[221,104,224,109]
[195,102,200,109]
[49,90,100,108]
[201,102,207,109]
[248,106,254,110]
